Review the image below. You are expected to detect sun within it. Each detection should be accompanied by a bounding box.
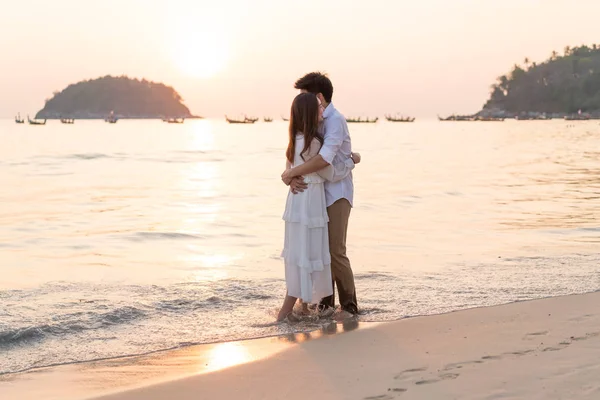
[170,18,230,79]
[174,36,229,79]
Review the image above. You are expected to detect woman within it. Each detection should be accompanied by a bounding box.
[277,93,359,321]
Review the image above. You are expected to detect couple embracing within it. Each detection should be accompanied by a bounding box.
[278,72,361,321]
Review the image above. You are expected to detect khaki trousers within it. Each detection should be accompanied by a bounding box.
[320,198,358,314]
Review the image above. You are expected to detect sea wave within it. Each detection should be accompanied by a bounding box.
[67,153,111,160]
[2,257,599,376]
[124,232,207,241]
[0,306,146,348]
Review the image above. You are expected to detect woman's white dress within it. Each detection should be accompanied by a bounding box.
[281,136,333,303]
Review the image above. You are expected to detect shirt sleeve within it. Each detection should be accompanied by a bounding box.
[317,157,355,182]
[318,117,344,165]
[306,137,322,159]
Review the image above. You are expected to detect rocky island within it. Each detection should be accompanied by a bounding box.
[480,44,600,118]
[35,76,197,119]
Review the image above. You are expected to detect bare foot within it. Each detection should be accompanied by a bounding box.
[298,303,311,315]
[287,313,301,323]
[276,312,287,322]
[277,311,302,323]
[277,309,291,322]
[277,313,300,323]
[318,306,336,318]
[334,310,356,322]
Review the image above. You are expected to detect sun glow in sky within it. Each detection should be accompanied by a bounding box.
[2,0,600,117]
[169,14,230,79]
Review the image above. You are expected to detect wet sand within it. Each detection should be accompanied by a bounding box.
[0,320,360,400]
[3,292,600,400]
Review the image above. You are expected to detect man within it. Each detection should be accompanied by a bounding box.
[281,72,359,316]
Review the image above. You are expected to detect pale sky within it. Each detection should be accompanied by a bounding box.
[2,0,599,118]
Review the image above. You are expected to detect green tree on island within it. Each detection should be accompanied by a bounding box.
[483,44,600,114]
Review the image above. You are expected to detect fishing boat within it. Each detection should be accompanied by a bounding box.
[475,116,505,122]
[166,118,185,124]
[60,118,75,124]
[346,117,379,123]
[438,114,475,121]
[282,115,289,122]
[263,117,273,122]
[28,116,46,125]
[104,111,118,123]
[245,116,259,123]
[564,114,590,121]
[515,113,551,120]
[385,114,415,122]
[565,110,590,121]
[15,113,24,124]
[225,115,255,124]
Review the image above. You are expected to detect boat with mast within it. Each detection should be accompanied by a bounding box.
[225,115,256,124]
[28,115,47,125]
[104,111,118,123]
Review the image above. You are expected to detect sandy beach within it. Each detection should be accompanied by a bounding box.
[3,292,598,400]
[96,292,600,400]
[93,292,600,400]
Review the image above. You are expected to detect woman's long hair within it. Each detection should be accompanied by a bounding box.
[286,92,323,163]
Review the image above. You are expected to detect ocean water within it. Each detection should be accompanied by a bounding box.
[1,118,599,375]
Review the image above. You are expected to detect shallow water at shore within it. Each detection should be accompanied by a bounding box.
[1,118,599,375]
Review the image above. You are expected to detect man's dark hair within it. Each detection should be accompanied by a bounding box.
[294,72,334,103]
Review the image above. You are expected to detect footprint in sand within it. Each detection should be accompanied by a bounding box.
[364,395,394,400]
[524,331,548,340]
[570,334,596,341]
[542,332,600,351]
[475,349,536,363]
[364,387,407,400]
[393,366,428,380]
[415,373,460,385]
[443,360,483,371]
[504,349,534,357]
[415,379,439,385]
[481,355,503,360]
[543,342,570,352]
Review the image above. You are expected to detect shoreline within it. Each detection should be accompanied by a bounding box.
[94,290,600,400]
[0,290,586,379]
[0,318,367,400]
[2,291,600,399]
[0,317,368,378]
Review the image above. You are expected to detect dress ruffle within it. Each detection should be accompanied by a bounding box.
[281,137,333,303]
